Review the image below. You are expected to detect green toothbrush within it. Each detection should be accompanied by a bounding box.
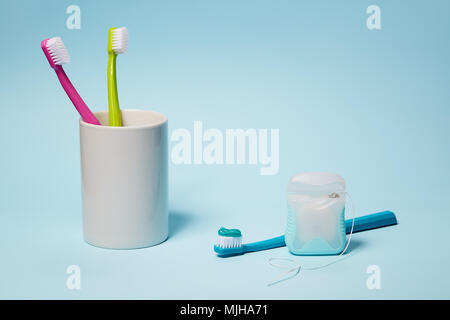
[107,27,128,126]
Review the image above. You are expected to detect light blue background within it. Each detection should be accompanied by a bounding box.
[1,0,449,299]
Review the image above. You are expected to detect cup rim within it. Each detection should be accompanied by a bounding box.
[80,109,168,130]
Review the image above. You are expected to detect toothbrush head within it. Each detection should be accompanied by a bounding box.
[214,227,244,256]
[108,27,128,55]
[41,37,70,69]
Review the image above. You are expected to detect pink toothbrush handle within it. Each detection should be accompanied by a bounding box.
[54,66,101,125]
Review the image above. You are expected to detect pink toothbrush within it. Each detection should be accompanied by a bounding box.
[41,37,101,125]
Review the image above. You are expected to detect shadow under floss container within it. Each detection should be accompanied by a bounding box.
[285,172,347,255]
[80,109,168,249]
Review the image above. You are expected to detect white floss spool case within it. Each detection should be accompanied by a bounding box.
[285,172,347,255]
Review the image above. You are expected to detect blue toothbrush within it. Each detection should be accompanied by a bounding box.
[214,210,397,257]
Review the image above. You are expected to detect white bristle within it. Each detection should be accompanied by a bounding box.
[112,27,128,54]
[46,37,70,65]
[215,235,242,248]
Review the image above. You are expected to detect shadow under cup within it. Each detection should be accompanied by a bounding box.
[80,109,168,249]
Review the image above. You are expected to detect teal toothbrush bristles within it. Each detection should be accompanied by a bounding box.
[216,227,242,247]
[214,227,244,256]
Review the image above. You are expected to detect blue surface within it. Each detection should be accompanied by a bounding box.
[1,0,450,299]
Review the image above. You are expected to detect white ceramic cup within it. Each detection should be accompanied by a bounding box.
[80,109,168,249]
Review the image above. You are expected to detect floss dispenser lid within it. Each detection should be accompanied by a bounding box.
[286,172,346,195]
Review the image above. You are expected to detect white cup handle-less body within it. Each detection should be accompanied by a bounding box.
[80,109,168,249]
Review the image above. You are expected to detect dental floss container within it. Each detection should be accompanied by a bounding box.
[285,172,347,255]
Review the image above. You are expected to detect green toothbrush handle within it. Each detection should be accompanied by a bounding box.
[107,53,122,126]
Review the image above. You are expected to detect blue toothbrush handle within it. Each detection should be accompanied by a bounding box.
[345,210,397,233]
[243,236,286,253]
[242,211,397,253]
